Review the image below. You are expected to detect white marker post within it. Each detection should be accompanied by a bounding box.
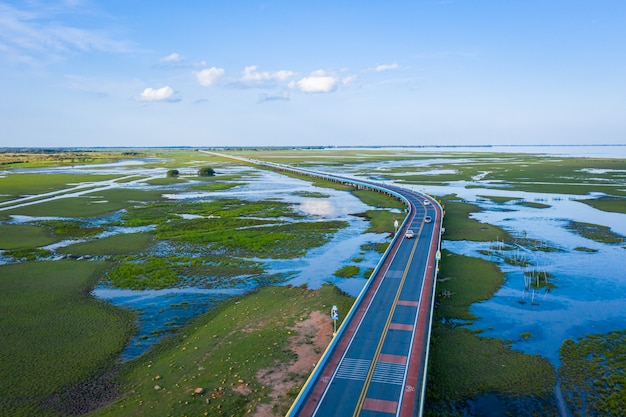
[331,305,339,336]
[394,219,399,234]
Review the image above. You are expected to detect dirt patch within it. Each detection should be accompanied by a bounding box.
[254,310,333,417]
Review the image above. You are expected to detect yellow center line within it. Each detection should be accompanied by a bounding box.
[352,222,424,416]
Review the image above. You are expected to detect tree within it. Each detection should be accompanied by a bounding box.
[197,167,215,177]
[166,169,179,178]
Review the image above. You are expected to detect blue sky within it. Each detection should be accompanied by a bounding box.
[1,0,625,147]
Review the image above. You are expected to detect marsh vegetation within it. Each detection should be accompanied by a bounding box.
[1,147,624,416]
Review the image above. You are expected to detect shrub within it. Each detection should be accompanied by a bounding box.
[197,167,215,177]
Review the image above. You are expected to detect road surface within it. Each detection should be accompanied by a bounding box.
[201,151,443,417]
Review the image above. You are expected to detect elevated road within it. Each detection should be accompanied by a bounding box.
[200,151,443,417]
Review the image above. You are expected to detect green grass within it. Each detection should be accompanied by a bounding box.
[578,197,626,214]
[291,191,331,198]
[426,250,557,415]
[144,177,188,186]
[117,198,349,260]
[352,189,405,209]
[427,326,557,402]
[478,195,520,204]
[39,219,105,237]
[4,247,52,261]
[58,233,155,256]
[3,188,166,218]
[0,173,119,197]
[107,257,179,289]
[276,169,354,191]
[440,195,513,242]
[434,250,504,321]
[0,224,59,249]
[359,210,400,234]
[518,201,551,209]
[560,330,626,416]
[334,265,361,278]
[565,221,625,244]
[0,261,135,417]
[350,189,407,234]
[361,241,390,254]
[190,182,245,191]
[87,285,354,417]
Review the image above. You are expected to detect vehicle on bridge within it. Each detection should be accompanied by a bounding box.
[405,229,415,239]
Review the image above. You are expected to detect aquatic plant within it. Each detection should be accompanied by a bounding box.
[4,247,52,261]
[425,250,557,415]
[334,265,360,278]
[565,221,625,244]
[560,330,626,416]
[87,285,354,417]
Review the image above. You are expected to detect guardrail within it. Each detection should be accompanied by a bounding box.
[201,151,441,416]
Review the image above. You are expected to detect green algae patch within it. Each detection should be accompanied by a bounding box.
[87,285,355,417]
[0,260,135,417]
[0,223,59,249]
[560,330,626,416]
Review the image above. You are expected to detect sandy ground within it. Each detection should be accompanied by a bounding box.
[254,310,333,417]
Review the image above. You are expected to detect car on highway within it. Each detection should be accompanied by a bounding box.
[423,200,430,205]
[405,229,415,239]
[424,216,432,223]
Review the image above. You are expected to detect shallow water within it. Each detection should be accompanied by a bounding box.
[92,287,245,361]
[4,149,625,367]
[92,168,390,359]
[321,151,626,367]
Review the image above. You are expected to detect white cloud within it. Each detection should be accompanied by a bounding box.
[342,75,358,86]
[195,67,225,86]
[161,52,183,62]
[0,2,135,63]
[241,65,295,83]
[293,70,339,93]
[373,63,399,72]
[135,86,178,102]
[257,91,290,103]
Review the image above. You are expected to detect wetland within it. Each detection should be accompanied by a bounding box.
[1,146,625,416]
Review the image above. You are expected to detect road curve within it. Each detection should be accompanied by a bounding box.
[201,151,443,417]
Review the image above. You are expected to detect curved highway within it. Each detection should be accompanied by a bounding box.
[201,151,443,417]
